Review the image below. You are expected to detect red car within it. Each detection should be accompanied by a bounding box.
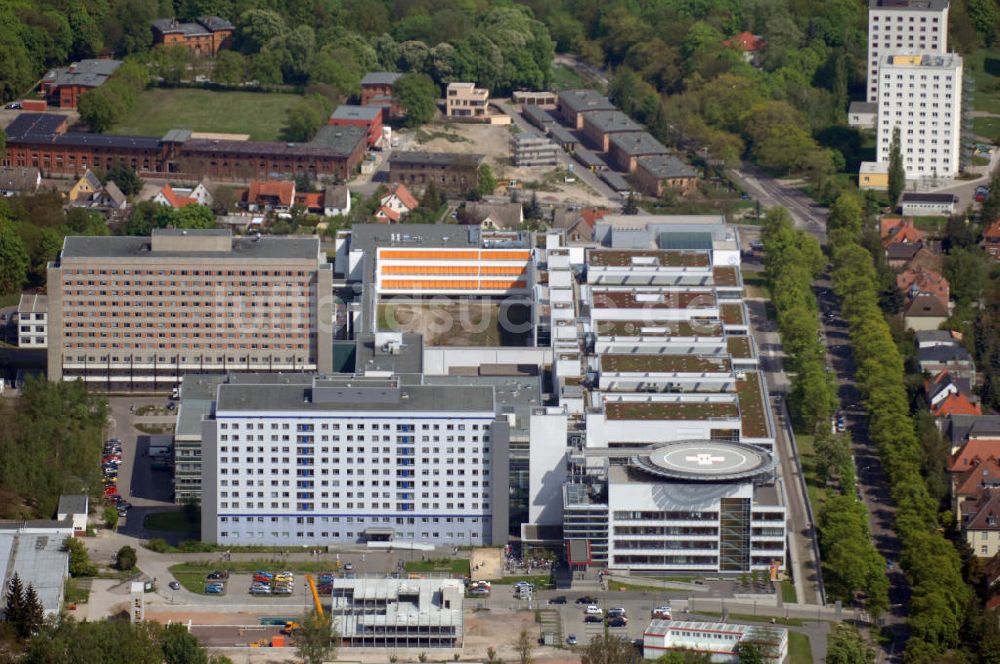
[103,485,118,496]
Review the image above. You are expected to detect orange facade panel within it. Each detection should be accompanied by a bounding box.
[381,265,478,275]
[483,250,530,261]
[379,249,481,260]
[381,279,527,290]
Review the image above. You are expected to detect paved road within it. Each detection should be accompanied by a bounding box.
[732,165,827,239]
[553,53,609,88]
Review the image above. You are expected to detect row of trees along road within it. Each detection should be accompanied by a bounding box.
[826,193,974,663]
[761,208,889,630]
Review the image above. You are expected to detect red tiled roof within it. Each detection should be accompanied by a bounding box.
[724,31,765,51]
[158,183,198,209]
[932,392,982,417]
[951,439,1000,472]
[248,180,295,207]
[581,207,610,229]
[295,192,323,211]
[954,457,1000,497]
[897,265,949,307]
[375,205,401,222]
[387,184,418,210]
[880,216,926,246]
[985,219,1000,241]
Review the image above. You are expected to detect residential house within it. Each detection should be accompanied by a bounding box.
[551,207,609,243]
[246,180,295,213]
[926,370,974,410]
[723,31,765,65]
[153,182,213,209]
[294,191,324,215]
[68,169,102,203]
[323,185,350,217]
[918,344,976,383]
[633,155,699,198]
[983,218,1000,260]
[933,392,983,418]
[962,488,1000,558]
[446,82,489,119]
[375,184,418,223]
[40,59,121,109]
[151,16,234,56]
[0,167,41,196]
[881,216,928,267]
[952,456,1000,521]
[461,202,523,231]
[360,72,403,119]
[898,265,950,330]
[945,414,1000,454]
[93,181,127,211]
[916,329,963,350]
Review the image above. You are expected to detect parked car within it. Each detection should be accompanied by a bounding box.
[576,596,597,604]
[585,605,602,615]
[567,634,578,646]
[584,615,603,623]
[548,596,567,605]
[207,571,228,580]
[205,583,224,594]
[652,606,672,619]
[607,607,627,618]
[343,562,354,571]
[468,587,490,596]
[607,617,627,628]
[168,581,180,590]
[5,102,22,110]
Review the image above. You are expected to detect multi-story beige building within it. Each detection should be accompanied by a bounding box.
[446,82,489,119]
[46,229,333,388]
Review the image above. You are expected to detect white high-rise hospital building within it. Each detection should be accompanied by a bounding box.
[866,0,949,103]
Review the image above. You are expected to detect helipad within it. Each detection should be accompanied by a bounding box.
[631,440,775,481]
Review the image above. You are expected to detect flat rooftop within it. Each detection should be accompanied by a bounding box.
[713,267,740,287]
[588,249,710,268]
[58,232,320,261]
[726,336,753,359]
[584,110,642,135]
[631,440,775,481]
[595,319,724,338]
[609,131,670,157]
[604,399,739,421]
[557,89,616,114]
[215,380,495,415]
[591,289,717,310]
[389,151,485,168]
[719,303,746,325]
[330,105,381,121]
[869,0,949,11]
[601,354,732,374]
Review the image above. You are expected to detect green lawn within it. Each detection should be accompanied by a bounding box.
[404,559,471,577]
[693,610,807,627]
[973,116,1000,144]
[64,578,91,606]
[788,631,814,664]
[966,48,1000,114]
[912,216,948,235]
[608,581,691,593]
[144,510,199,534]
[796,434,829,513]
[171,569,212,595]
[549,64,586,91]
[109,88,302,141]
[780,579,797,604]
[489,574,554,590]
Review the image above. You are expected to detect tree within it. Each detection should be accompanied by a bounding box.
[212,51,245,86]
[116,545,137,571]
[581,633,641,664]
[76,87,122,132]
[0,219,29,295]
[945,246,987,305]
[19,584,44,639]
[161,623,208,664]
[104,504,119,530]
[103,163,143,196]
[826,623,875,664]
[5,573,25,636]
[394,73,438,127]
[150,45,192,85]
[283,95,330,142]
[622,192,639,215]
[23,616,166,664]
[888,126,905,208]
[476,164,497,198]
[516,627,534,664]
[63,537,96,577]
[174,205,216,230]
[293,610,337,664]
[524,191,542,220]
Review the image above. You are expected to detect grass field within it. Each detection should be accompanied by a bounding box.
[796,434,829,513]
[967,48,1000,114]
[549,64,586,91]
[404,559,471,576]
[973,116,1000,144]
[788,632,814,664]
[109,89,302,141]
[780,579,797,603]
[144,510,199,534]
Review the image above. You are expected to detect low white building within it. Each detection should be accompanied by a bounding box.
[847,101,877,130]
[15,293,47,348]
[323,184,351,217]
[643,619,788,662]
[0,520,73,618]
[56,494,88,537]
[201,374,510,547]
[900,192,958,216]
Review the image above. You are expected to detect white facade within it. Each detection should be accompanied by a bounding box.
[201,376,509,547]
[866,0,949,102]
[643,620,788,663]
[876,52,962,179]
[15,293,47,348]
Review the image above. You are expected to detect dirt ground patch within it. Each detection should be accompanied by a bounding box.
[471,548,503,580]
[377,299,532,347]
[399,120,609,207]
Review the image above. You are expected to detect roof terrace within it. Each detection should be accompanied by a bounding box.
[713,267,740,287]
[726,336,753,359]
[595,319,724,337]
[605,400,739,421]
[589,250,710,268]
[601,354,732,374]
[591,290,717,310]
[736,372,769,438]
[719,303,746,325]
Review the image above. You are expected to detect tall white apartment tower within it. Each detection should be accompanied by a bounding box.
[867,0,949,102]
[876,53,963,179]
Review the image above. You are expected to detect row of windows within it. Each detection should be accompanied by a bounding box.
[219,456,485,466]
[222,422,485,431]
[65,270,309,277]
[220,467,487,476]
[220,501,487,510]
[219,531,480,540]
[220,515,481,524]
[66,354,309,363]
[221,436,481,444]
[218,479,489,488]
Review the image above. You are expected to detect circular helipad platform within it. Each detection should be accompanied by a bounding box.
[631,440,775,481]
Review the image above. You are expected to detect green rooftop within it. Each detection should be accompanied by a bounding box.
[601,354,732,374]
[726,336,753,359]
[596,319,724,337]
[605,400,740,421]
[736,372,769,438]
[719,303,745,325]
[589,250,711,268]
[713,267,740,287]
